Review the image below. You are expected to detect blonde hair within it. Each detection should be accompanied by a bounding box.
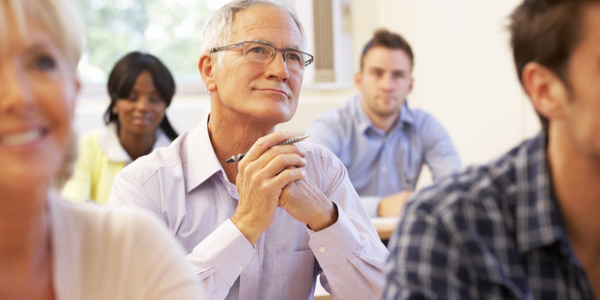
[0,0,84,189]
[0,0,85,73]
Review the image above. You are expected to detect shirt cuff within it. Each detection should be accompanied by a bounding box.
[306,202,363,268]
[360,196,382,217]
[189,219,255,286]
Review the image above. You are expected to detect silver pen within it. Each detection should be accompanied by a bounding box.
[225,135,310,163]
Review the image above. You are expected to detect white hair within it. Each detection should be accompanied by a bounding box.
[201,0,306,64]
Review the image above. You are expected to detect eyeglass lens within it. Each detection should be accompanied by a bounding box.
[243,42,309,70]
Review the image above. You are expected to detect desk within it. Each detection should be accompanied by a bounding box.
[371,216,400,240]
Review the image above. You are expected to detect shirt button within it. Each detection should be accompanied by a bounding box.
[238,265,244,272]
[381,166,388,173]
[319,247,326,253]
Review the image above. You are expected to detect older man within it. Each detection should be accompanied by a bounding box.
[108,0,388,299]
[384,0,600,299]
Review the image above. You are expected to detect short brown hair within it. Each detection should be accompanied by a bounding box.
[360,29,414,71]
[509,0,600,132]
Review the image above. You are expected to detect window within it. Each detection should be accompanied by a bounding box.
[74,0,232,86]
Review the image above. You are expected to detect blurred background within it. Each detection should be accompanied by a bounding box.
[73,0,540,187]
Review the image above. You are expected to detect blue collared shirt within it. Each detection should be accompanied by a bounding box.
[306,96,461,217]
[383,132,595,300]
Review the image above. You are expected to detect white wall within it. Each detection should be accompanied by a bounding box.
[348,0,541,168]
[74,0,542,176]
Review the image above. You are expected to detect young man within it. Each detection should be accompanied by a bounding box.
[384,0,600,298]
[109,0,388,299]
[306,29,461,217]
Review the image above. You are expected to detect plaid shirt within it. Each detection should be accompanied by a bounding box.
[383,133,595,300]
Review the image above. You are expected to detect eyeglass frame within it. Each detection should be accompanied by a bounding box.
[209,41,315,68]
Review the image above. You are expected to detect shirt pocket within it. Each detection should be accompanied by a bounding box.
[272,249,316,299]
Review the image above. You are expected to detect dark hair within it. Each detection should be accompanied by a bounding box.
[509,0,600,133]
[360,29,414,71]
[104,51,178,141]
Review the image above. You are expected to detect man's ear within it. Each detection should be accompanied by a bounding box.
[522,62,568,121]
[198,53,218,93]
[354,71,362,91]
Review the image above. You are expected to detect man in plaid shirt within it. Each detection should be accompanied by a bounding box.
[384,0,600,299]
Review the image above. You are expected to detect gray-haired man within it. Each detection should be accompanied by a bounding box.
[109,0,388,299]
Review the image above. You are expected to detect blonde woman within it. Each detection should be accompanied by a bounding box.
[0,0,203,299]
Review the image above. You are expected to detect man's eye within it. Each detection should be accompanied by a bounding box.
[285,52,301,61]
[34,55,56,70]
[150,97,163,103]
[249,46,267,54]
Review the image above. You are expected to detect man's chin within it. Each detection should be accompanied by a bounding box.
[262,111,294,125]
[257,103,296,123]
[374,108,401,118]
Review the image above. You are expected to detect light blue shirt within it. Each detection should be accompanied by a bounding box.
[306,96,461,217]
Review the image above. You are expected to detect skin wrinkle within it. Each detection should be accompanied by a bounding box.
[199,4,337,247]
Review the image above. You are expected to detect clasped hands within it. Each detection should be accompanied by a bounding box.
[230,131,338,245]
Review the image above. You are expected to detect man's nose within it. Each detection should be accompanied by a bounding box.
[264,51,290,82]
[0,63,34,114]
[379,73,394,91]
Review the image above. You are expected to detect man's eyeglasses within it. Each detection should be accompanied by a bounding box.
[210,41,315,71]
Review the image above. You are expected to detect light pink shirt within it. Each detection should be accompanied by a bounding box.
[109,115,389,300]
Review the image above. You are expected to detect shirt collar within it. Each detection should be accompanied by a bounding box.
[99,122,172,163]
[514,132,568,254]
[186,113,234,195]
[353,95,416,135]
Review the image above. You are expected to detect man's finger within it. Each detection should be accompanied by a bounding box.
[241,131,291,163]
[268,167,307,191]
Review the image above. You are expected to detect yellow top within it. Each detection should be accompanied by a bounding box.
[62,123,171,205]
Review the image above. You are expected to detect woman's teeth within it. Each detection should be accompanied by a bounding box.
[0,129,43,145]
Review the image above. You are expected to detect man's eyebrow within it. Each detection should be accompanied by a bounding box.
[367,67,409,76]
[249,38,302,50]
[368,67,384,72]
